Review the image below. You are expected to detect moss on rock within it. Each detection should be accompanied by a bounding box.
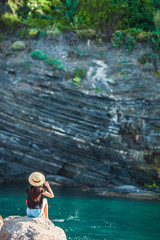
[28,28,39,38]
[46,28,62,36]
[11,41,26,50]
[76,29,96,39]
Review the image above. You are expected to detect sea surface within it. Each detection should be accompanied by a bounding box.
[0,184,160,240]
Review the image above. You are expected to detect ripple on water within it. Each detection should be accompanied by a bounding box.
[52,219,65,222]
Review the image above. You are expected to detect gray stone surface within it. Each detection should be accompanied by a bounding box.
[0,216,67,240]
[0,32,160,196]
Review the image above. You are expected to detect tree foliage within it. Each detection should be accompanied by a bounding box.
[0,0,160,34]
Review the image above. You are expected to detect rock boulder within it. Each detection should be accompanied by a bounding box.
[0,216,67,240]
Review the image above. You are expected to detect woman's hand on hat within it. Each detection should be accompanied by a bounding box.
[42,181,54,198]
[44,181,50,188]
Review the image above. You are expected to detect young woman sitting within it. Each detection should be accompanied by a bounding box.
[26,172,54,219]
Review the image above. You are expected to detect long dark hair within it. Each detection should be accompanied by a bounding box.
[29,185,44,202]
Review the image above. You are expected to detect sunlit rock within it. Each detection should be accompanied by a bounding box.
[0,216,67,240]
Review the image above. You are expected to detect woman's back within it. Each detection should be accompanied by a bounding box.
[27,186,45,209]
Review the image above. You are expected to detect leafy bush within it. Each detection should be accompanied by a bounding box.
[145,181,160,189]
[31,48,65,70]
[1,0,160,37]
[72,67,86,86]
[136,31,149,42]
[76,29,96,39]
[28,28,39,38]
[75,0,126,32]
[0,12,23,33]
[152,0,160,11]
[46,27,61,36]
[26,18,54,29]
[123,0,154,31]
[112,28,160,52]
[73,76,81,86]
[74,68,86,78]
[31,49,47,60]
[44,57,65,70]
[112,29,138,51]
[75,0,156,32]
[111,31,124,48]
[154,11,160,31]
[61,0,78,22]
[17,0,53,20]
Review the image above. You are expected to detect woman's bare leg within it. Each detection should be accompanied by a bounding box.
[42,198,48,219]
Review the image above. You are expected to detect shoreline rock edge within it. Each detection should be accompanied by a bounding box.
[0,215,67,240]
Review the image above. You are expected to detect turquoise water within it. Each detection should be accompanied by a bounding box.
[0,184,160,240]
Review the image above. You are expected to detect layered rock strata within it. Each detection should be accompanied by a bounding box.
[0,33,160,194]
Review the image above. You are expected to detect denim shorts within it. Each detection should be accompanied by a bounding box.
[27,207,43,218]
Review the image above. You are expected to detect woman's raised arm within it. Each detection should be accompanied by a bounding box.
[42,181,54,198]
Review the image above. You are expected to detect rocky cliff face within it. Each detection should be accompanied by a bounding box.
[0,216,67,240]
[0,32,160,194]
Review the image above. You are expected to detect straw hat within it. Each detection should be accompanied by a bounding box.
[28,172,45,186]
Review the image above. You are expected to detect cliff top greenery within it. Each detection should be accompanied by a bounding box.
[1,0,160,47]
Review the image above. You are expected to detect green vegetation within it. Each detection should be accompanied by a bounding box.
[76,29,96,39]
[46,27,61,36]
[0,12,24,34]
[112,28,160,52]
[155,70,160,78]
[31,49,47,60]
[71,68,86,86]
[28,28,39,38]
[145,181,160,189]
[151,125,160,132]
[11,41,26,50]
[73,68,86,79]
[112,28,151,51]
[0,0,159,32]
[44,57,65,70]
[154,10,160,32]
[72,49,91,58]
[65,68,86,83]
[137,53,157,65]
[17,26,61,39]
[94,87,101,93]
[137,52,160,77]
[1,1,160,51]
[73,76,81,86]
[31,49,65,70]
